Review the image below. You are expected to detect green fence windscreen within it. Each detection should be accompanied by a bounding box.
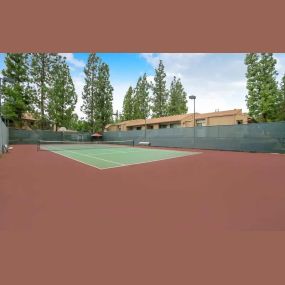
[9,128,92,144]
[0,118,9,153]
[103,122,285,153]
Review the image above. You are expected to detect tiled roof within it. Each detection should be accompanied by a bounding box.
[194,109,242,119]
[122,114,192,126]
[105,109,246,128]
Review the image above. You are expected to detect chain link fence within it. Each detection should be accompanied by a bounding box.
[103,122,285,153]
[9,128,92,144]
[0,119,9,153]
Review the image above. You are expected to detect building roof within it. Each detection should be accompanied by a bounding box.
[194,109,242,120]
[181,110,245,124]
[121,114,193,127]
[146,114,192,124]
[105,109,246,129]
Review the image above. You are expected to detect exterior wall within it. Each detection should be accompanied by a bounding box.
[208,115,236,126]
[182,115,247,128]
[182,120,194,127]
[235,114,248,124]
[107,125,120,131]
[196,119,207,126]
[105,111,249,132]
[181,116,194,127]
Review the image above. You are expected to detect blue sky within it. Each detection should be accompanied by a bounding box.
[1,53,285,118]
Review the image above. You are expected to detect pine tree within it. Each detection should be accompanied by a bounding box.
[94,63,114,132]
[30,53,57,128]
[279,74,285,121]
[245,53,280,122]
[69,113,79,131]
[258,53,279,121]
[81,53,101,132]
[75,118,90,132]
[151,60,168,118]
[1,53,32,126]
[47,55,77,130]
[133,74,150,119]
[245,53,260,120]
[122,86,134,120]
[168,76,188,115]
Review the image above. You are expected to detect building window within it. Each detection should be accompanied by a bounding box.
[170,124,180,128]
[236,120,243,124]
[159,124,168,129]
[195,119,206,126]
[136,126,141,130]
[127,127,133,131]
[147,125,153,129]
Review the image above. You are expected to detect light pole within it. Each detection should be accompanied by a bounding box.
[189,95,196,147]
[144,116,147,141]
[189,95,196,127]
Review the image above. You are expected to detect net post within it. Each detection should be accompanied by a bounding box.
[132,139,135,147]
[37,140,40,151]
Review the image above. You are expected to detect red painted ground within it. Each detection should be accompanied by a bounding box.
[0,145,285,284]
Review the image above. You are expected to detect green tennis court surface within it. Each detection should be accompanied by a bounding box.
[38,140,201,169]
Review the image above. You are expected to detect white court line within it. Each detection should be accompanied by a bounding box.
[63,150,126,166]
[77,149,145,156]
[89,148,196,157]
[49,148,202,170]
[50,151,103,169]
[100,151,202,170]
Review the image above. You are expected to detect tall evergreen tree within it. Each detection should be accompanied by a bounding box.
[133,74,150,119]
[151,60,168,118]
[258,53,280,121]
[168,76,188,115]
[81,53,101,132]
[245,53,280,122]
[245,53,260,120]
[69,113,79,131]
[1,53,32,126]
[122,86,134,120]
[94,63,113,132]
[279,74,285,121]
[47,55,77,130]
[30,53,57,128]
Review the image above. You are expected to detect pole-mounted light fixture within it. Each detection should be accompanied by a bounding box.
[189,95,196,127]
[189,95,196,147]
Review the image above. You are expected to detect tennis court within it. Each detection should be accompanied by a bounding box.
[38,139,201,169]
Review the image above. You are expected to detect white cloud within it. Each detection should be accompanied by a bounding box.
[73,72,85,118]
[146,75,154,84]
[112,82,132,114]
[275,54,285,81]
[65,53,285,119]
[59,53,85,69]
[140,53,248,113]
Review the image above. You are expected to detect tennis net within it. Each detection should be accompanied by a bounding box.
[38,139,134,151]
